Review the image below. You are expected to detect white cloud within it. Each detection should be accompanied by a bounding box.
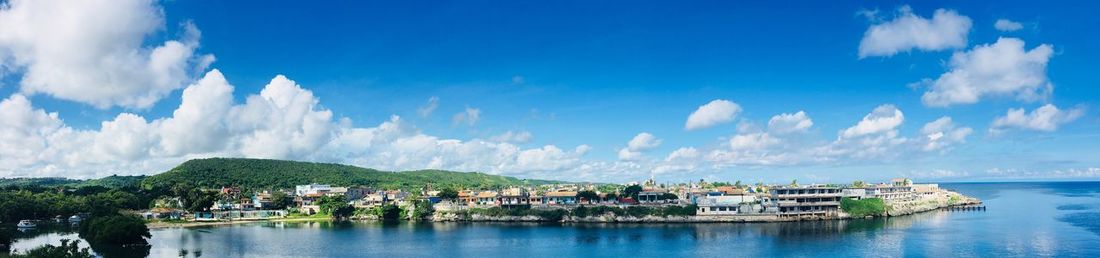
[489,130,532,144]
[919,117,972,151]
[685,99,741,131]
[986,167,1100,179]
[918,38,1054,107]
[841,104,905,138]
[653,147,702,174]
[451,107,481,126]
[768,111,813,134]
[156,69,234,156]
[618,132,662,161]
[627,132,662,151]
[858,6,972,58]
[819,105,909,160]
[991,104,1084,132]
[0,0,212,109]
[417,96,439,117]
[905,169,970,179]
[994,19,1023,32]
[0,70,603,181]
[229,75,336,159]
[728,133,779,151]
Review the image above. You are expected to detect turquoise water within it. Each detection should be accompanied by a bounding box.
[8,182,1100,257]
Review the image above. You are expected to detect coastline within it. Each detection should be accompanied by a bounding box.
[146,196,983,228]
[146,217,332,229]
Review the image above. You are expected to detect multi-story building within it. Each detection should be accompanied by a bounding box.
[499,188,530,209]
[768,186,842,217]
[295,184,332,196]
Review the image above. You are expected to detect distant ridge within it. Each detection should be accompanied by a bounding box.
[140,158,566,190]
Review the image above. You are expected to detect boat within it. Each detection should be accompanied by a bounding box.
[16,220,36,228]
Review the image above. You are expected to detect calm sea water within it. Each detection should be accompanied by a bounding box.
[7,182,1100,257]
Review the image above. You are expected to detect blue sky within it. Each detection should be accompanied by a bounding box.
[0,0,1097,183]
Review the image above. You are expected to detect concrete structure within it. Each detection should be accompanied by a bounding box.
[475,191,499,206]
[768,187,842,217]
[696,195,762,216]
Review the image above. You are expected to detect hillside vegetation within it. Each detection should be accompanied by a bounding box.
[141,158,563,190]
[0,175,145,189]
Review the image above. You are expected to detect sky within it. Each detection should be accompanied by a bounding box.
[0,0,1098,184]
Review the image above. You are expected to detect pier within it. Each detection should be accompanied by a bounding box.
[944,205,986,212]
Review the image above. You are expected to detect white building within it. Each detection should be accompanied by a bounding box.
[295,184,332,196]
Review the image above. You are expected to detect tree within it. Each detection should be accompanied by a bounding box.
[623,185,643,200]
[604,192,618,200]
[411,200,434,219]
[9,239,93,258]
[438,188,459,200]
[572,205,590,217]
[659,193,679,201]
[376,204,401,221]
[734,180,743,188]
[318,195,353,219]
[79,215,151,247]
[852,180,867,188]
[184,190,217,212]
[270,191,294,210]
[790,179,799,187]
[577,190,599,203]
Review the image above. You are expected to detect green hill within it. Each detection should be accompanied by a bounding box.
[141,158,564,191]
[0,175,145,189]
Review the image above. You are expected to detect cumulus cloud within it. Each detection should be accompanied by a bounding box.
[818,105,909,160]
[627,132,662,151]
[918,38,1054,107]
[417,96,439,117]
[653,147,702,174]
[451,107,481,126]
[991,104,1084,132]
[858,6,972,58]
[994,19,1024,32]
[0,71,596,181]
[728,133,779,151]
[685,99,741,131]
[768,111,813,134]
[618,132,662,160]
[919,117,972,151]
[0,0,212,109]
[841,104,905,138]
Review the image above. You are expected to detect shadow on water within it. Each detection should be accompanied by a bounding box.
[89,243,151,258]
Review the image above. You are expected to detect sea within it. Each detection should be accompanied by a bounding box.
[6,181,1100,257]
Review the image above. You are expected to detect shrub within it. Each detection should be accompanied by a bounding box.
[841,197,887,217]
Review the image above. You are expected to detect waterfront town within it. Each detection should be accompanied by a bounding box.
[138,177,978,224]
